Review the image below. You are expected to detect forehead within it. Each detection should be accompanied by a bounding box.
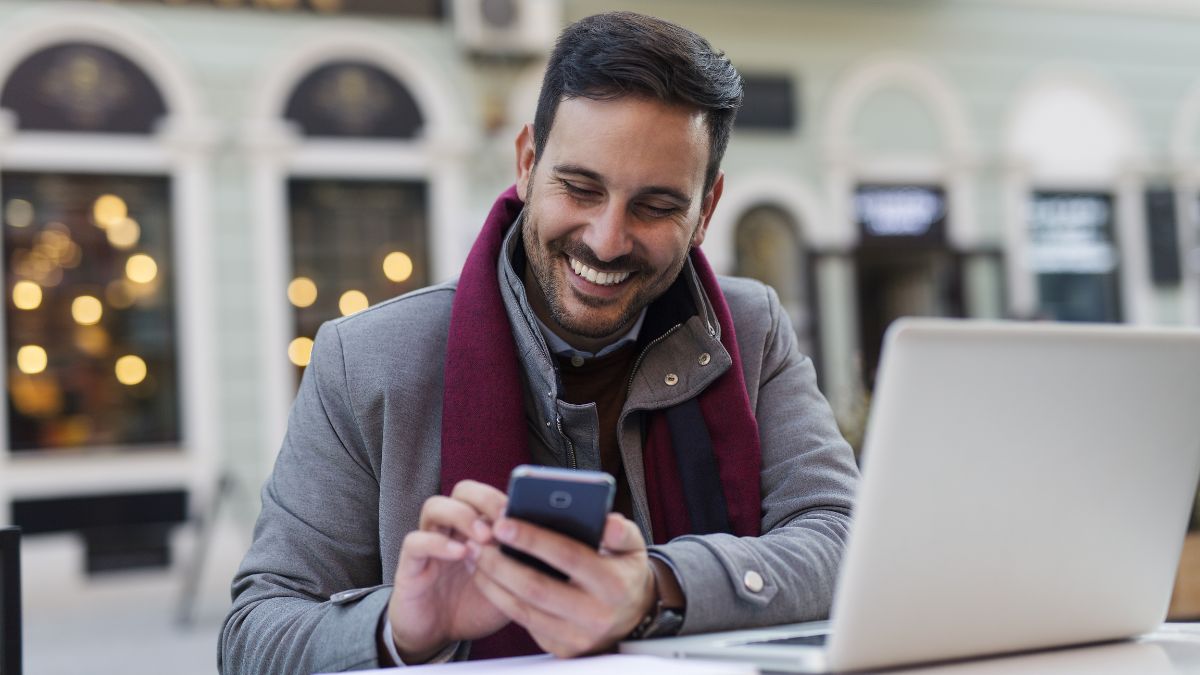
[543,96,709,192]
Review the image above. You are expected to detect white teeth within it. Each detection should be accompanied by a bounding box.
[569,258,630,286]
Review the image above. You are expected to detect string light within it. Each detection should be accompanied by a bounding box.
[288,337,314,367]
[71,295,104,326]
[106,217,141,249]
[125,254,158,283]
[339,289,368,316]
[287,277,318,308]
[92,194,127,229]
[115,355,147,386]
[12,281,42,310]
[383,251,414,283]
[16,345,48,375]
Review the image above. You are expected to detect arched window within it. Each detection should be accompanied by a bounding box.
[0,42,166,133]
[733,205,812,353]
[0,43,180,452]
[284,61,422,139]
[1008,77,1142,323]
[279,61,430,380]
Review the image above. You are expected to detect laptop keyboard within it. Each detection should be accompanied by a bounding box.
[742,633,829,647]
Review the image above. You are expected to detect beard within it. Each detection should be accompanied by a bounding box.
[521,209,694,342]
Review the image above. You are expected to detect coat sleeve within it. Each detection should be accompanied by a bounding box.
[219,321,391,674]
[649,282,860,634]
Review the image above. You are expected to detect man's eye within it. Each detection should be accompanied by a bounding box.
[562,181,598,198]
[640,204,678,219]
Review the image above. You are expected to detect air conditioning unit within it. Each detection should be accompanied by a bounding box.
[452,0,560,58]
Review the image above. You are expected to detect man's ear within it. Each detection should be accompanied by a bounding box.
[515,123,536,202]
[691,170,725,248]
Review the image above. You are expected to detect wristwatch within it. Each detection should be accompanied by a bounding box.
[628,559,685,639]
[628,597,684,639]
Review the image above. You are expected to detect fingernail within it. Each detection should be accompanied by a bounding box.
[473,519,491,541]
[446,540,466,556]
[466,540,482,560]
[494,519,516,542]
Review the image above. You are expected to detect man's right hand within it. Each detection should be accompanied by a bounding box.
[387,480,511,663]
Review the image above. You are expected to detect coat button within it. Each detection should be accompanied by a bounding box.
[698,353,711,366]
[743,570,764,593]
[664,373,679,386]
[570,355,585,367]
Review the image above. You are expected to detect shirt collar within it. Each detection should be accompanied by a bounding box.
[534,308,647,361]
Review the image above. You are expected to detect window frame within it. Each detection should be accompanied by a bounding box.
[0,10,218,521]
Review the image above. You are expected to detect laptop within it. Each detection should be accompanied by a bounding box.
[622,318,1200,672]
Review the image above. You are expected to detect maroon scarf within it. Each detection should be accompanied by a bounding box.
[439,187,761,658]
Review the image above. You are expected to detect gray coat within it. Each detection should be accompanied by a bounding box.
[219,223,860,674]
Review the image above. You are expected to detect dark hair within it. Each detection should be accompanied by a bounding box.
[533,11,743,195]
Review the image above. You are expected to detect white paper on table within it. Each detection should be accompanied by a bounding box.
[338,653,757,674]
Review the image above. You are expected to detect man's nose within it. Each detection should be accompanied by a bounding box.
[581,201,634,263]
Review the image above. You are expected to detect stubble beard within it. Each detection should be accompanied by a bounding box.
[521,210,693,341]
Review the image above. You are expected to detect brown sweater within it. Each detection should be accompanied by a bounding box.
[555,343,639,520]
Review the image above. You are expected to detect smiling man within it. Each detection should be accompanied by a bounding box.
[220,11,859,674]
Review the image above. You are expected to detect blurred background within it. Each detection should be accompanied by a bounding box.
[0,0,1198,672]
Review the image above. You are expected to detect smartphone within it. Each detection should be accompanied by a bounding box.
[502,465,616,580]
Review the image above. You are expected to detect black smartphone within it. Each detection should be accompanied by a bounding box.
[501,465,616,580]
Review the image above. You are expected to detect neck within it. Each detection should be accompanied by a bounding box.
[521,265,630,354]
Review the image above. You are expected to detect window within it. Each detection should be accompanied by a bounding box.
[286,179,428,371]
[1,44,180,453]
[284,61,423,139]
[1029,192,1122,322]
[0,42,166,134]
[281,62,431,377]
[735,75,797,131]
[1145,188,1182,286]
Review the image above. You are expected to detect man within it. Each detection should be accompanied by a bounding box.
[220,11,858,673]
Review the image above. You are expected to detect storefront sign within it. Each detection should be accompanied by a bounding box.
[855,185,946,241]
[1029,192,1117,274]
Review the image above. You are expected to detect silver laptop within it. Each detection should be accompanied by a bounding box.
[623,318,1200,672]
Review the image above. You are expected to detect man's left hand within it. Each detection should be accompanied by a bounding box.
[468,512,655,657]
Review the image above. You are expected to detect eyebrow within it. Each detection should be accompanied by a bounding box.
[552,164,692,206]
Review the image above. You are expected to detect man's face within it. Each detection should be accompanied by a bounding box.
[515,96,724,349]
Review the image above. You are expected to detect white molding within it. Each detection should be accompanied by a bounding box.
[0,2,202,121]
[246,26,472,147]
[4,451,194,500]
[246,32,473,460]
[0,4,220,517]
[1173,172,1200,326]
[825,54,974,160]
[1003,63,1147,183]
[1002,66,1153,324]
[708,173,829,274]
[0,134,173,173]
[1170,77,1200,166]
[823,54,980,250]
[962,0,1200,20]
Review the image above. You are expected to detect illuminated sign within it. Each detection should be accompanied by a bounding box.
[856,185,946,242]
[1029,192,1117,274]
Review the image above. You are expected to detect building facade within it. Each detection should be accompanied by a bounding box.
[0,0,1197,582]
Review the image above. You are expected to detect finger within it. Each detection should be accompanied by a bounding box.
[396,530,467,579]
[600,513,646,554]
[418,496,490,542]
[470,558,598,657]
[450,480,509,523]
[473,540,595,617]
[493,518,590,576]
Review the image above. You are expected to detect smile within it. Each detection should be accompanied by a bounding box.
[569,257,632,286]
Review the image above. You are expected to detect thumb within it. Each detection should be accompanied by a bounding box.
[600,513,645,553]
